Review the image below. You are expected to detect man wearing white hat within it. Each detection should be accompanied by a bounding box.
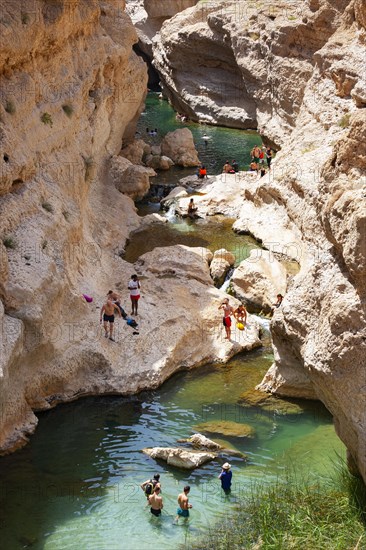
[219,462,232,493]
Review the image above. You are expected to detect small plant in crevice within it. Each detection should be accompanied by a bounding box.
[62,104,74,118]
[338,113,351,129]
[62,210,70,221]
[41,201,54,213]
[83,156,95,182]
[5,100,16,115]
[3,236,16,249]
[41,112,53,127]
[21,12,30,25]
[42,239,48,250]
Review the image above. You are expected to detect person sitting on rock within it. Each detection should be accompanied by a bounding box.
[249,161,259,172]
[223,161,233,173]
[188,198,198,217]
[271,294,283,315]
[231,159,239,172]
[198,165,207,179]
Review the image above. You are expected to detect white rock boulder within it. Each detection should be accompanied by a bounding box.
[161,128,200,167]
[231,249,287,313]
[143,447,216,469]
[210,249,236,286]
[109,155,156,201]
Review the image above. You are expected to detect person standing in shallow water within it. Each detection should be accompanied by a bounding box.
[148,485,163,517]
[128,274,141,316]
[218,298,234,340]
[175,486,192,523]
[219,462,232,493]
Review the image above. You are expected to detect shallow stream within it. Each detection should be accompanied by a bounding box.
[0,94,344,550]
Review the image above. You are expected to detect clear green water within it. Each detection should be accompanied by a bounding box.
[138,93,262,178]
[0,350,344,550]
[125,216,260,266]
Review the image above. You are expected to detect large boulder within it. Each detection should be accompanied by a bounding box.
[142,447,216,469]
[160,186,188,210]
[231,250,287,314]
[109,155,156,201]
[210,248,236,286]
[120,139,150,165]
[146,154,174,171]
[181,433,222,451]
[144,0,198,19]
[161,128,200,167]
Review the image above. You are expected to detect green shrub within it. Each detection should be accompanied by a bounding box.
[41,112,53,127]
[338,113,351,128]
[41,202,53,213]
[3,236,16,249]
[189,465,366,550]
[5,100,16,115]
[62,104,74,118]
[21,13,30,24]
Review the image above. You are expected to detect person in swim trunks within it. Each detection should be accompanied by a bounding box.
[218,298,235,340]
[148,485,163,517]
[175,486,192,523]
[100,297,122,341]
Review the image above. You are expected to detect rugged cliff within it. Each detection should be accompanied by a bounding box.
[150,0,366,481]
[0,0,258,454]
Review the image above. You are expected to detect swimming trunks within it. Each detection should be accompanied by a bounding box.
[150,508,161,517]
[130,295,140,301]
[223,316,232,327]
[177,508,189,518]
[103,314,115,323]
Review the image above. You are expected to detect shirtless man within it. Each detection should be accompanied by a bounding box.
[100,297,121,341]
[218,298,235,340]
[148,485,163,518]
[175,486,192,523]
[234,304,247,327]
[222,161,233,173]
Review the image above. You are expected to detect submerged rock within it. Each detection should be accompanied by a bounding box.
[238,389,306,415]
[178,433,222,451]
[194,421,256,439]
[142,447,216,469]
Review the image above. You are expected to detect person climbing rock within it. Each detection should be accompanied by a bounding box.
[219,462,232,493]
[128,274,141,316]
[218,298,234,340]
[175,486,192,523]
[100,297,122,341]
[148,485,163,517]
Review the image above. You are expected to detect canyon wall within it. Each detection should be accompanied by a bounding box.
[150,0,366,481]
[0,0,256,454]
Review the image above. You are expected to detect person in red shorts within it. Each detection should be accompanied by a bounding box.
[218,298,235,340]
[128,274,141,316]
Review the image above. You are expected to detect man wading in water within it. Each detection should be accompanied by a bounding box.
[148,486,163,517]
[218,298,234,340]
[175,486,192,523]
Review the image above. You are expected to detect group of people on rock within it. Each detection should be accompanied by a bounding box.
[249,145,273,177]
[140,463,233,521]
[222,159,239,173]
[99,275,141,341]
[218,298,247,340]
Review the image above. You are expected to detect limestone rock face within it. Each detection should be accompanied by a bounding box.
[144,0,197,19]
[109,155,156,201]
[231,250,287,313]
[143,446,216,469]
[152,0,358,141]
[161,128,200,167]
